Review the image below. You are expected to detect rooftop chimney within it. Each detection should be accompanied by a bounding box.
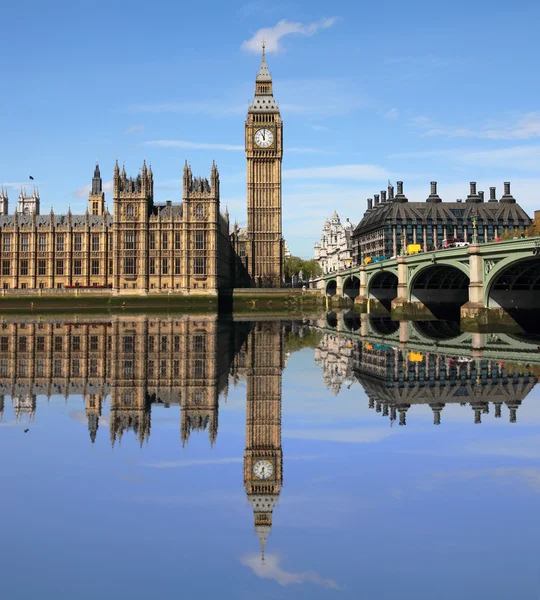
[374,194,380,206]
[426,180,442,203]
[466,181,481,203]
[381,190,387,203]
[388,182,395,200]
[489,187,498,202]
[394,181,408,203]
[500,181,516,204]
[367,198,373,210]
[479,191,484,202]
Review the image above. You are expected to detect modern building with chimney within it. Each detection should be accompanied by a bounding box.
[351,181,532,263]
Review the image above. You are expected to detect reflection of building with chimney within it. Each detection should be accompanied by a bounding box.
[0,315,244,444]
[311,324,537,424]
[356,344,536,425]
[242,322,285,561]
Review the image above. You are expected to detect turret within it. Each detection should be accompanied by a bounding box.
[89,162,105,215]
[0,187,8,215]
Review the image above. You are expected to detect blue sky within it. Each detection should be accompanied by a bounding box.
[1,0,539,257]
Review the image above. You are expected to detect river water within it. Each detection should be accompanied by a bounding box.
[0,313,538,599]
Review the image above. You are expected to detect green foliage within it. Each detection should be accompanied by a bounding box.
[284,256,322,280]
[285,329,323,353]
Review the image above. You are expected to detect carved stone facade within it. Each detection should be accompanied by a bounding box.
[314,211,356,274]
[236,45,284,287]
[0,162,232,294]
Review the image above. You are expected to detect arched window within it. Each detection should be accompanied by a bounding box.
[195,203,204,218]
[126,204,134,218]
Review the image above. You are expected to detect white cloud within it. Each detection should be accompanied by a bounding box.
[242,18,338,53]
[240,553,341,589]
[73,180,113,199]
[310,124,332,132]
[430,467,540,494]
[287,147,328,154]
[144,140,243,151]
[142,457,243,469]
[284,427,392,443]
[412,112,540,140]
[385,108,399,120]
[284,164,388,180]
[389,145,540,171]
[129,102,243,116]
[0,181,36,190]
[143,454,321,469]
[124,124,145,134]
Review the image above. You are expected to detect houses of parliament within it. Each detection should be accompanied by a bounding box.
[0,47,284,293]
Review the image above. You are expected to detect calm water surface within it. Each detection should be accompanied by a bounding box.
[0,313,539,599]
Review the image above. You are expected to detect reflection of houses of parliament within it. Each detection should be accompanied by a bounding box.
[314,327,537,425]
[0,315,286,560]
[0,315,246,445]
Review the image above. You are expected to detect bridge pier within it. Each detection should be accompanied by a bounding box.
[461,244,485,323]
[354,266,368,310]
[391,256,435,320]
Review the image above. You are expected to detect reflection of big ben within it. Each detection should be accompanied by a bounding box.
[244,322,284,559]
[245,43,283,287]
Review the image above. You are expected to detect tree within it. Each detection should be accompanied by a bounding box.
[302,259,322,279]
[284,255,304,279]
[284,256,322,281]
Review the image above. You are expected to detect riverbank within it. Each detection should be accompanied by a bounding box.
[0,288,324,314]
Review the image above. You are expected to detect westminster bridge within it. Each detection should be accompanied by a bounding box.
[309,312,539,425]
[310,237,540,329]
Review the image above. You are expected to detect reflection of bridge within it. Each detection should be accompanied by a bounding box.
[311,237,540,329]
[312,312,539,424]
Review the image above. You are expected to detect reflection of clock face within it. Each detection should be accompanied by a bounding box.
[253,460,273,480]
[254,128,274,148]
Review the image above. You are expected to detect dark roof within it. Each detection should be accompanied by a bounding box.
[0,214,113,228]
[152,203,183,218]
[353,201,532,237]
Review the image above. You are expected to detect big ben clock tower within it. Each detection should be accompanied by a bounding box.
[245,43,284,287]
[244,322,284,560]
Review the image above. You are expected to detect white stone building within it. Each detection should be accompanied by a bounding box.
[314,211,356,274]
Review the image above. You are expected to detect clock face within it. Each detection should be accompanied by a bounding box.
[254,128,274,148]
[253,459,273,480]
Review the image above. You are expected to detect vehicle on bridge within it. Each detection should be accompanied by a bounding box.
[407,244,422,255]
[441,237,469,249]
[364,256,389,264]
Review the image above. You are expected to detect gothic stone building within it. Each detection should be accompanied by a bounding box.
[352,181,532,262]
[0,48,285,293]
[314,211,356,274]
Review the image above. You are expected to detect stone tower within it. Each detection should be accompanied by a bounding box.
[0,188,8,215]
[16,187,40,215]
[112,160,153,292]
[244,322,284,561]
[245,44,284,287]
[182,161,221,291]
[89,163,105,216]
